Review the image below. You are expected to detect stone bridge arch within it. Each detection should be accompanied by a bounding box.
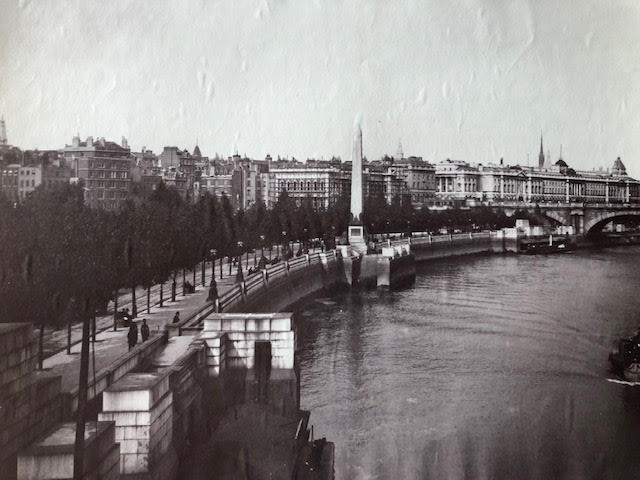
[541,209,569,226]
[584,209,640,235]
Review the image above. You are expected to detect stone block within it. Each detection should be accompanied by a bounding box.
[269,331,294,342]
[0,373,62,466]
[102,373,170,412]
[206,356,222,368]
[272,351,295,369]
[271,345,294,357]
[17,421,117,480]
[119,438,150,455]
[115,425,150,441]
[120,452,148,474]
[205,344,225,357]
[226,357,253,369]
[0,324,35,359]
[270,315,293,332]
[201,332,225,347]
[221,318,248,331]
[99,411,151,427]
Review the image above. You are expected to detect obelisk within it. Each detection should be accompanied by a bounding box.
[348,120,367,254]
[350,122,363,223]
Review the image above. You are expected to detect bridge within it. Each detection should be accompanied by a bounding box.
[481,201,640,236]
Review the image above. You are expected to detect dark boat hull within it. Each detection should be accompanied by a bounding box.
[609,341,640,382]
[519,239,576,255]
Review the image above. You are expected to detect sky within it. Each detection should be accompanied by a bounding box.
[1,0,639,176]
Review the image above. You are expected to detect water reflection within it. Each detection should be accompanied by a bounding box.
[298,247,640,479]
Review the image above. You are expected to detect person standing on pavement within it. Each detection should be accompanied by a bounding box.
[173,311,180,324]
[127,321,138,350]
[141,319,150,342]
[207,278,218,302]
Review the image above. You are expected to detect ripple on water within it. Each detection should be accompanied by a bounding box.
[298,248,640,479]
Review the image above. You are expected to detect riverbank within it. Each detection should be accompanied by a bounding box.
[7,231,640,479]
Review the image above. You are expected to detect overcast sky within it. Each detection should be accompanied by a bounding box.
[1,0,639,175]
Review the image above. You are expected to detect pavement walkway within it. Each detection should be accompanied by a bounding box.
[42,245,323,394]
[42,255,271,357]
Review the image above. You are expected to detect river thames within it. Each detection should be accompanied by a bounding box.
[297,246,640,479]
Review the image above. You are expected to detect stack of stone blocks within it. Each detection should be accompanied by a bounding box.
[17,421,120,480]
[0,324,63,479]
[152,340,206,462]
[98,372,177,480]
[201,313,295,374]
[199,331,227,377]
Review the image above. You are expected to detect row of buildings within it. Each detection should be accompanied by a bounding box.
[1,121,638,210]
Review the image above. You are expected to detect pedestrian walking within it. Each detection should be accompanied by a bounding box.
[127,322,138,350]
[173,311,180,324]
[207,279,218,302]
[141,319,150,342]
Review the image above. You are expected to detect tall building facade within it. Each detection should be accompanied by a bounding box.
[267,167,349,208]
[18,166,42,200]
[0,164,19,203]
[387,157,436,207]
[62,136,132,210]
[435,156,640,205]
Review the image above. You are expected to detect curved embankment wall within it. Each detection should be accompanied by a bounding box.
[409,232,505,262]
[219,251,341,315]
[184,232,509,327]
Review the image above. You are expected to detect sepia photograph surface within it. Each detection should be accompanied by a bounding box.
[1,1,640,479]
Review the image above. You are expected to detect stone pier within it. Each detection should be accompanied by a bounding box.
[98,373,177,480]
[202,313,295,371]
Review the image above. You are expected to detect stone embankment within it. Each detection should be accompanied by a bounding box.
[4,231,528,480]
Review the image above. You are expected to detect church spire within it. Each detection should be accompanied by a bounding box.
[538,133,544,168]
[396,139,404,161]
[0,116,7,145]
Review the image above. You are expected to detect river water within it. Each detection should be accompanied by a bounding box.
[297,246,640,479]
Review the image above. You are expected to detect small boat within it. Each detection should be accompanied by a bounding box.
[518,235,576,255]
[609,338,640,382]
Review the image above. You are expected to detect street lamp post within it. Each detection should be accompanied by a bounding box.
[237,241,244,270]
[236,241,244,284]
[210,249,217,284]
[282,230,287,259]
